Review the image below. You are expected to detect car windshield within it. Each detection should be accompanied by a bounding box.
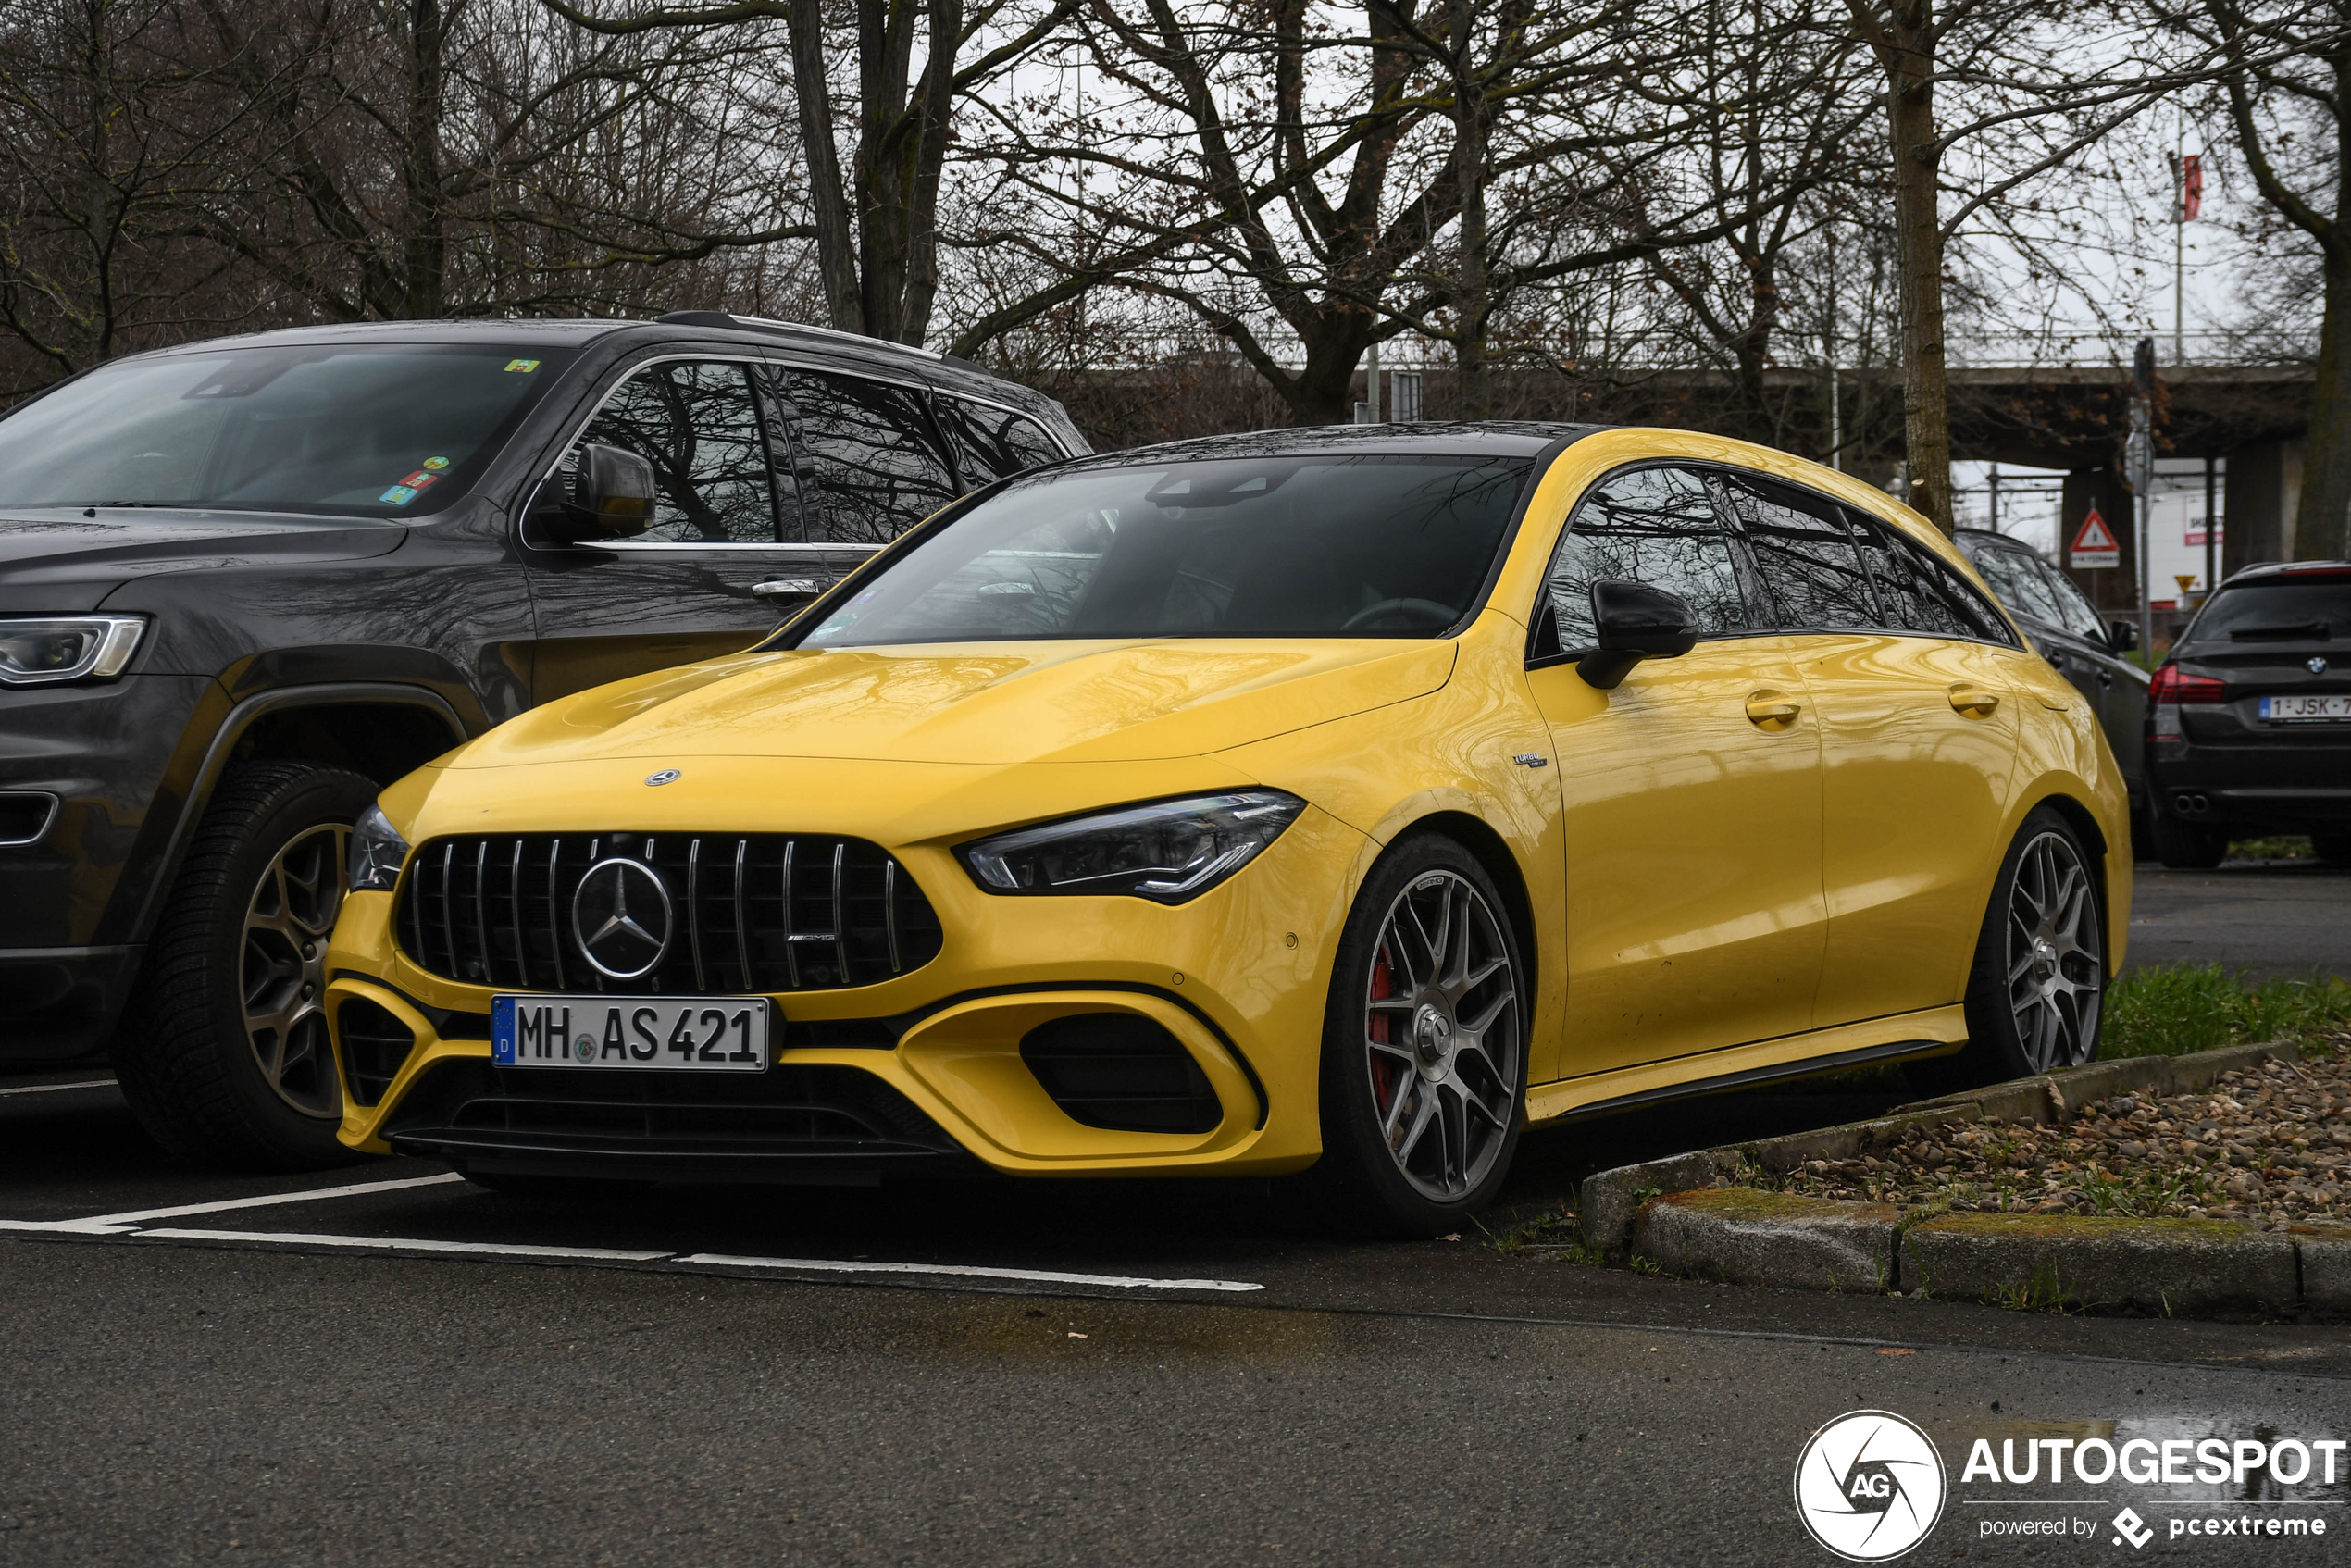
[2185,577,2351,644]
[797,453,1535,645]
[0,342,578,518]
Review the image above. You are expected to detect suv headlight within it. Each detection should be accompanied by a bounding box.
[0,616,145,686]
[957,790,1305,904]
[348,803,412,892]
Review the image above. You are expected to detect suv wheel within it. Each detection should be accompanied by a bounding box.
[1300,834,1528,1237]
[114,762,379,1169]
[2152,816,2226,870]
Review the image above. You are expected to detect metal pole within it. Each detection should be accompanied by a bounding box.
[1366,339,1381,423]
[1988,463,2000,534]
[2204,454,2219,596]
[2133,337,2157,657]
[2173,136,2186,364]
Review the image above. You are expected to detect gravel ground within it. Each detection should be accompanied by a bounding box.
[1770,1034,2351,1230]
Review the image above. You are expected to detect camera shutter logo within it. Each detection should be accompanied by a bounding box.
[571,858,673,979]
[1793,1410,1947,1561]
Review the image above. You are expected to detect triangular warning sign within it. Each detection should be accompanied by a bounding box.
[2071,504,2121,566]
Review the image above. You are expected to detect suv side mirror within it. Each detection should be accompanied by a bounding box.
[1578,579,1699,691]
[532,443,658,544]
[2108,619,2140,654]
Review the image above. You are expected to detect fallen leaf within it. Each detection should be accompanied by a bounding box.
[1067,1332,1088,1339]
[1877,1347,1916,1356]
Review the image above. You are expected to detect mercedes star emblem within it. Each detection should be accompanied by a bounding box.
[571,857,673,979]
[645,768,682,786]
[2311,657,2330,676]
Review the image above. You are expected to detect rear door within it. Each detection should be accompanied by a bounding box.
[1763,492,2032,1027]
[520,353,822,703]
[1523,462,1826,1076]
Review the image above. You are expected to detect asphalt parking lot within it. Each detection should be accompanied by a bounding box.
[5,857,2347,1566]
[2128,857,2351,979]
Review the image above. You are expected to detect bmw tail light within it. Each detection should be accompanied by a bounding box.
[2148,665,2224,704]
[2148,664,2224,740]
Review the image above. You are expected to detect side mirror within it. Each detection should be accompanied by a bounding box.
[2108,619,2140,654]
[1578,579,1699,691]
[532,443,658,544]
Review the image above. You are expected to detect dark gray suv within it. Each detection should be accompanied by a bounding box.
[0,311,1082,1166]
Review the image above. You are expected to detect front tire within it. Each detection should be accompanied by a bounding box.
[113,762,379,1170]
[1304,835,1529,1237]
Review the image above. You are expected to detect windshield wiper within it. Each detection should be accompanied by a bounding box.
[93,500,188,508]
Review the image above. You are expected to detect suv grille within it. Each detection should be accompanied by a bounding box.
[395,832,942,994]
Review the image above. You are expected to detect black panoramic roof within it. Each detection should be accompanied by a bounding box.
[1076,421,1611,467]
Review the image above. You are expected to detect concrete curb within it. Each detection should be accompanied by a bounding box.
[1611,1188,2332,1317]
[1576,1039,2301,1255]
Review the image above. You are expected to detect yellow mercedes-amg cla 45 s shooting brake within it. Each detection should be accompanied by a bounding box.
[325,423,2128,1233]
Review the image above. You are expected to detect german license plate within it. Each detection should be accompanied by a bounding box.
[2259,694,2351,722]
[491,995,769,1070]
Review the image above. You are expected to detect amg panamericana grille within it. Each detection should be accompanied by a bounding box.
[395,832,942,993]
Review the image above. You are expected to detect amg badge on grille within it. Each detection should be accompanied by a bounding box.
[571,857,674,979]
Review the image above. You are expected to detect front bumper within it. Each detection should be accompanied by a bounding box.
[326,804,1369,1181]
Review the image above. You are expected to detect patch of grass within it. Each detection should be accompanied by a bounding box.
[1990,1258,2074,1313]
[2100,961,2351,1060]
[2226,835,2313,863]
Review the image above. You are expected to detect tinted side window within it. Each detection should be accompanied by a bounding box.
[1715,470,1877,629]
[2028,556,2113,641]
[1851,511,2014,643]
[576,359,779,543]
[1546,465,1748,645]
[1968,545,2070,629]
[936,396,1066,485]
[769,369,960,544]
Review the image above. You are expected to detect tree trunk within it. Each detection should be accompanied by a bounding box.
[787,0,862,332]
[2299,243,2351,560]
[1886,11,1952,532]
[1450,5,1491,419]
[400,0,449,318]
[1872,0,1955,534]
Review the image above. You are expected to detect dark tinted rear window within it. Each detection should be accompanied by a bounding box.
[2187,577,2351,644]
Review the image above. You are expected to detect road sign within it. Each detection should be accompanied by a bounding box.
[2071,505,2121,569]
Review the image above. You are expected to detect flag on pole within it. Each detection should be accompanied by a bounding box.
[2183,154,2202,221]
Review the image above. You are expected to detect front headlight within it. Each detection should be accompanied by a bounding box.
[0,616,145,686]
[348,803,412,892]
[957,790,1306,905]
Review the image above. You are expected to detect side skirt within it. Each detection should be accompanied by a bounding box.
[1524,1005,1968,1125]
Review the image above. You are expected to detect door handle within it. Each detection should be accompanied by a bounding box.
[1948,684,2001,717]
[1745,689,1802,728]
[752,578,827,600]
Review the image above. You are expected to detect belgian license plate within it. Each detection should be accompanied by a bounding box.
[491,996,770,1070]
[2259,694,2351,722]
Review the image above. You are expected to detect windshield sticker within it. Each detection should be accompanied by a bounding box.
[420,455,449,470]
[400,471,440,489]
[379,484,419,505]
[503,358,540,373]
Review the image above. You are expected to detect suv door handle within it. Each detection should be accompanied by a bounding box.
[1745,689,1802,728]
[1948,684,2000,717]
[752,578,827,599]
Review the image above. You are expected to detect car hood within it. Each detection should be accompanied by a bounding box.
[0,508,406,612]
[454,638,1461,768]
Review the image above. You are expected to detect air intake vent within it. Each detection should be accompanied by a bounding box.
[336,997,416,1107]
[1020,1014,1222,1134]
[394,833,941,995]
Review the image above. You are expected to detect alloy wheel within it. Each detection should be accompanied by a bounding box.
[2005,829,2103,1072]
[241,822,349,1118]
[1362,869,1521,1202]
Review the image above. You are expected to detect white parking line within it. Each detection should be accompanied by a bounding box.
[678,1252,1265,1292]
[0,1078,117,1098]
[2,1172,468,1234]
[138,1228,673,1263]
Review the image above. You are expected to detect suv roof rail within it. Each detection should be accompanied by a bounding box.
[655,309,946,363]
